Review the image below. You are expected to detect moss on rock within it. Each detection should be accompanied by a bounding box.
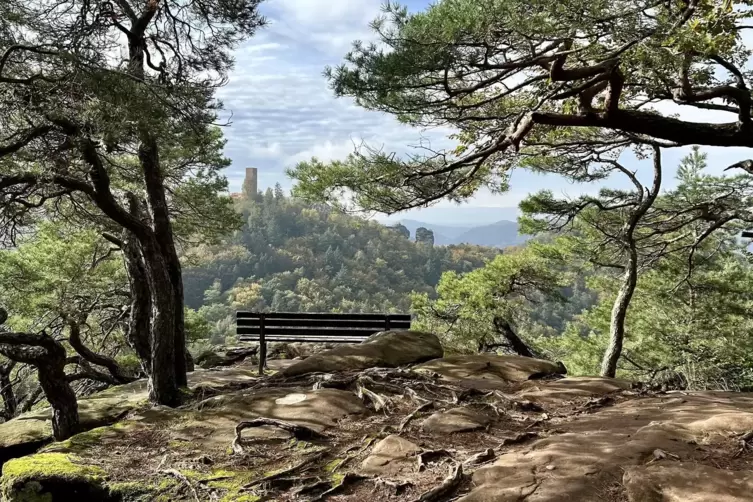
[0,365,259,464]
[42,422,135,455]
[0,452,110,501]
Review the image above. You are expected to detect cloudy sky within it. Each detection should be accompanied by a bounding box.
[217,0,753,226]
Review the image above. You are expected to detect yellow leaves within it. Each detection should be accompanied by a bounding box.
[229,283,263,309]
[300,208,319,220]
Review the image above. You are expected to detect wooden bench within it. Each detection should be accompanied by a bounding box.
[236,312,412,374]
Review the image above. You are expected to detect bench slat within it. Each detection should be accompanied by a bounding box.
[237,327,389,337]
[239,336,368,343]
[236,311,411,321]
[236,318,411,329]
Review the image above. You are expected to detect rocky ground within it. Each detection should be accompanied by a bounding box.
[2,331,753,501]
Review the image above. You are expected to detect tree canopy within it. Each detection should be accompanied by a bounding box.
[290,0,753,212]
[519,146,753,375]
[0,0,265,435]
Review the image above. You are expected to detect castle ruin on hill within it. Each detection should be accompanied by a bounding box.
[242,167,258,198]
[230,167,258,200]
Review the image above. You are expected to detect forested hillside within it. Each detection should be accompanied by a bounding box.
[182,188,500,344]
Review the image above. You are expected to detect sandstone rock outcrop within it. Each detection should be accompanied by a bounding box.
[279,330,443,377]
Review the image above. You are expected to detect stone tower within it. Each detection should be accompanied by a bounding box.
[242,167,258,198]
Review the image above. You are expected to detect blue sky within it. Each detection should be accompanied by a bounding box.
[218,0,753,226]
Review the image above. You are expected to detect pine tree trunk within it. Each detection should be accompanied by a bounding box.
[0,309,79,439]
[39,364,79,441]
[600,147,661,378]
[138,138,189,388]
[127,15,187,397]
[164,241,188,381]
[122,234,152,374]
[140,235,180,407]
[600,248,638,378]
[170,258,188,384]
[37,342,79,440]
[492,317,537,358]
[0,365,16,419]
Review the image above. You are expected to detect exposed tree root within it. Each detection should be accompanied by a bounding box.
[412,463,465,502]
[581,396,615,413]
[333,435,379,472]
[499,431,539,447]
[417,449,454,471]
[398,401,434,432]
[359,374,414,396]
[232,418,327,454]
[293,478,331,497]
[245,451,328,488]
[357,382,391,412]
[404,386,430,405]
[463,448,496,466]
[488,390,545,412]
[297,471,413,500]
[312,372,359,390]
[160,469,200,502]
[734,430,753,458]
[372,477,413,495]
[524,413,550,430]
[309,472,368,501]
[245,367,516,418]
[472,400,504,417]
[361,367,430,380]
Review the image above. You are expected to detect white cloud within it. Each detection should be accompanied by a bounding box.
[272,0,380,29]
[261,0,382,56]
[287,139,363,164]
[244,42,286,53]
[219,6,455,193]
[252,142,284,159]
[216,0,463,200]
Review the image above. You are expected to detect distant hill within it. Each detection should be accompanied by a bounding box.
[399,220,467,245]
[399,220,471,239]
[181,191,501,343]
[381,206,520,226]
[398,219,528,248]
[453,220,528,247]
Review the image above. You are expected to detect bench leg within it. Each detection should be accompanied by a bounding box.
[258,339,266,375]
[258,314,266,376]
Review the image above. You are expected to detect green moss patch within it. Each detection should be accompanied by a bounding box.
[324,458,345,472]
[43,422,135,455]
[1,452,111,501]
[2,453,106,483]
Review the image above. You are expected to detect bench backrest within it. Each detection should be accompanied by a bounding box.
[236,311,411,342]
